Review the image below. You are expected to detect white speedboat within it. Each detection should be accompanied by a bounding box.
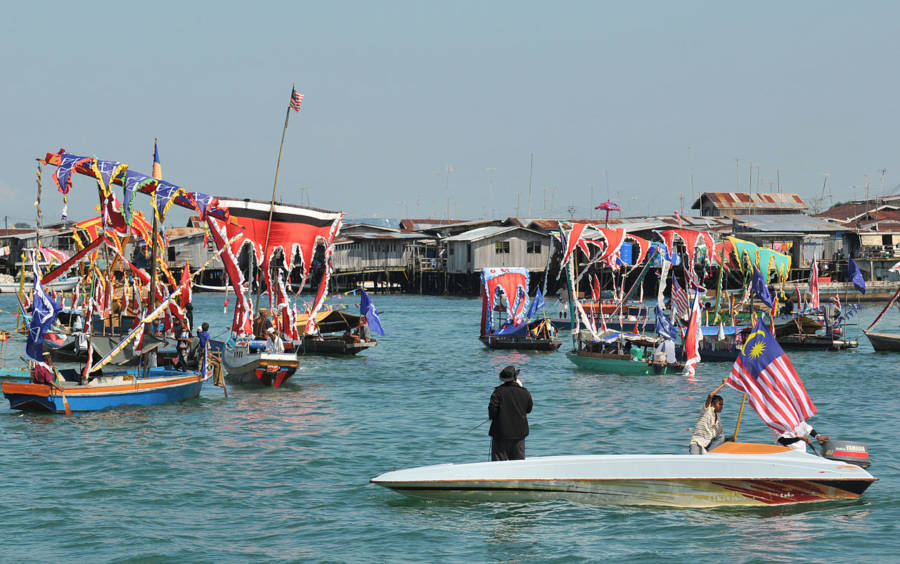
[371,442,876,507]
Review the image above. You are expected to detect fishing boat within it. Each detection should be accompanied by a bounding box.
[479,267,561,351]
[863,284,900,351]
[3,367,210,413]
[566,330,681,375]
[370,441,876,507]
[218,336,298,387]
[294,309,378,355]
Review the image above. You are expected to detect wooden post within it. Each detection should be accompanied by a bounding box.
[733,393,747,440]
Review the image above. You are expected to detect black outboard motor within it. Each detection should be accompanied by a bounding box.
[821,439,871,469]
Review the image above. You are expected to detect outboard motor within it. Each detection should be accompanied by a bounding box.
[821,439,871,469]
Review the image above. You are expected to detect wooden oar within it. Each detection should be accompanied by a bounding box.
[50,381,72,417]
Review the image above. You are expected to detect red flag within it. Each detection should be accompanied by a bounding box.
[179,264,191,309]
[808,259,819,309]
[682,293,702,377]
[591,274,601,302]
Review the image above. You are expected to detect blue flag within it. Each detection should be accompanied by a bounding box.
[359,289,385,336]
[751,267,774,309]
[25,261,62,362]
[848,257,866,294]
[526,288,545,319]
[654,305,679,340]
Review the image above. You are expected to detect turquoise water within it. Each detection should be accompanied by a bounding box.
[0,293,898,562]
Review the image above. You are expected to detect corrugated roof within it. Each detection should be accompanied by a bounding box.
[733,214,844,233]
[692,192,808,211]
[445,225,544,242]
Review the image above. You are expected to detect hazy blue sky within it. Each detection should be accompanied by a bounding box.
[2,1,899,227]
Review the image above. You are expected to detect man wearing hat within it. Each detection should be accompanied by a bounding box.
[488,365,533,461]
[265,326,285,353]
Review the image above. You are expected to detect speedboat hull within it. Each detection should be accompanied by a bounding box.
[371,443,876,507]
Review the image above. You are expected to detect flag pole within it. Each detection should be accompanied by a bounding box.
[256,86,295,314]
[733,393,747,440]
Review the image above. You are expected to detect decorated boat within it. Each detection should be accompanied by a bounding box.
[207,197,342,386]
[294,310,377,355]
[566,330,681,375]
[1,146,237,412]
[371,441,875,507]
[479,267,561,351]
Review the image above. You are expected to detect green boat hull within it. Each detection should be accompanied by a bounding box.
[565,351,677,375]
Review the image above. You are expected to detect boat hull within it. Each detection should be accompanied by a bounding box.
[864,331,900,352]
[295,336,378,356]
[372,447,876,508]
[2,369,208,413]
[479,335,562,351]
[221,342,298,387]
[566,351,679,375]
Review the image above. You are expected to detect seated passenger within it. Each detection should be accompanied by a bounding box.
[653,338,676,364]
[265,327,285,353]
[772,421,829,453]
[689,378,730,454]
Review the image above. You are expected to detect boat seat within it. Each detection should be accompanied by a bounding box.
[709,442,791,455]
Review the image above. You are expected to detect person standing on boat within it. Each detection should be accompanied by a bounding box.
[488,365,533,461]
[265,326,284,353]
[175,320,192,370]
[689,378,729,454]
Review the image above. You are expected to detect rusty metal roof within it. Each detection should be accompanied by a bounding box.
[692,192,807,211]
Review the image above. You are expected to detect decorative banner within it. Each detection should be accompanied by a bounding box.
[480,267,530,336]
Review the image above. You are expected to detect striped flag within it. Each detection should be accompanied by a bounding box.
[726,319,816,434]
[808,259,819,309]
[682,292,702,377]
[671,276,690,319]
[290,88,304,112]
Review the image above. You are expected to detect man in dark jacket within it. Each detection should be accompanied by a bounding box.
[488,365,533,461]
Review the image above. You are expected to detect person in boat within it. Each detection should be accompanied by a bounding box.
[488,365,533,461]
[653,338,676,364]
[359,317,371,343]
[265,326,285,353]
[782,297,794,315]
[185,303,194,331]
[254,309,273,339]
[772,421,830,453]
[196,322,210,372]
[33,351,62,387]
[174,320,192,370]
[689,378,730,454]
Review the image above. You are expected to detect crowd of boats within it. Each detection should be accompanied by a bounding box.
[2,143,891,510]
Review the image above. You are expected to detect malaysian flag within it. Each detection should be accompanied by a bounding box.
[290,88,304,112]
[671,276,690,319]
[726,319,816,433]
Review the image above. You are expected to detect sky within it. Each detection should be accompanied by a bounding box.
[2,1,900,228]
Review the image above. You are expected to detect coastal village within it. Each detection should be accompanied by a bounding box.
[4,190,898,297]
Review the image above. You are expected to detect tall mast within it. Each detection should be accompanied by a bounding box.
[257,85,300,313]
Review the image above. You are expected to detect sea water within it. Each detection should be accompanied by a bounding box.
[0,293,897,562]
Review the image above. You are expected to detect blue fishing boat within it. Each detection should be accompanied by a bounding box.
[2,367,209,413]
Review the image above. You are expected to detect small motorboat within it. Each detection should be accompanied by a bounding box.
[566,330,682,375]
[218,337,298,387]
[371,441,876,508]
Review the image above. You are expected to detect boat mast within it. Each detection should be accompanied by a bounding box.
[256,85,298,315]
